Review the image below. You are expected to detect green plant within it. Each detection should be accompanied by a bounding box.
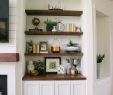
[97,54,105,63]
[34,60,45,74]
[44,19,58,26]
[67,40,78,47]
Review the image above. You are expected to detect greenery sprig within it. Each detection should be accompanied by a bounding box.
[44,19,58,26]
[97,54,105,63]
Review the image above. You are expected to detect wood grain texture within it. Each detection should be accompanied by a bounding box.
[0,53,19,62]
[23,74,86,80]
[25,31,83,36]
[25,52,83,57]
[25,10,83,16]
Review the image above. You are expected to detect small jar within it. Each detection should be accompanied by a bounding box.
[70,66,76,75]
[71,69,75,75]
[51,37,60,53]
[51,45,60,53]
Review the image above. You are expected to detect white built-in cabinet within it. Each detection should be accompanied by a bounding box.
[23,80,86,95]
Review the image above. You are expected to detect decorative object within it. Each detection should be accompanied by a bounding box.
[97,54,105,78]
[39,41,48,53]
[51,37,60,53]
[26,40,33,53]
[33,43,39,54]
[57,65,66,75]
[44,19,58,31]
[64,40,81,52]
[52,26,56,32]
[27,60,35,75]
[32,17,40,29]
[56,21,65,32]
[29,17,43,32]
[48,1,63,10]
[76,27,81,32]
[34,60,45,75]
[45,57,61,73]
[97,54,105,63]
[66,58,80,75]
[51,46,60,53]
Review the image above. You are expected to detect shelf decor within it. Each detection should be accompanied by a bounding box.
[45,57,61,73]
[39,41,48,53]
[97,54,105,78]
[44,19,58,31]
[29,17,43,32]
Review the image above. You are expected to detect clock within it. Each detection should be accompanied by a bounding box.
[32,17,40,29]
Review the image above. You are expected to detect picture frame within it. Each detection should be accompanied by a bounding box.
[39,41,48,53]
[45,57,61,73]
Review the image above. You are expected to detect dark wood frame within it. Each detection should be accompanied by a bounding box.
[39,41,48,53]
[45,57,61,74]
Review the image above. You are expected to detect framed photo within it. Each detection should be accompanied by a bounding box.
[45,57,61,73]
[39,41,48,53]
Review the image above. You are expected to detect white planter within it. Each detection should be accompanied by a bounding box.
[97,63,100,79]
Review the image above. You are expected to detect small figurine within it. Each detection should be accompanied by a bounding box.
[27,60,35,75]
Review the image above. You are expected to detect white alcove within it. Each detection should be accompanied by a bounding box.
[96,10,110,79]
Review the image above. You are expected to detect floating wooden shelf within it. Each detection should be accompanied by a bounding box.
[25,31,83,36]
[25,10,83,16]
[22,74,86,80]
[25,52,83,57]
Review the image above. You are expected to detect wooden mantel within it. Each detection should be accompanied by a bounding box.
[0,53,19,62]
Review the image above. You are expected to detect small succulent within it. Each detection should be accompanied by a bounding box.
[67,40,78,47]
[97,54,105,63]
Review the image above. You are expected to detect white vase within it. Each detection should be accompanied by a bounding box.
[52,26,56,32]
[97,63,100,79]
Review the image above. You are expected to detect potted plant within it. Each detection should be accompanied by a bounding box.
[44,19,58,31]
[97,54,105,63]
[34,60,45,75]
[97,54,105,78]
[64,40,80,52]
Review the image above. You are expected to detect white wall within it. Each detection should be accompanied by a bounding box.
[93,0,113,95]
[96,15,110,78]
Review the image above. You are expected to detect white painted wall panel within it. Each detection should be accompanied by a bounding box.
[40,81,55,95]
[9,7,17,16]
[23,81,40,95]
[55,81,71,95]
[71,81,86,95]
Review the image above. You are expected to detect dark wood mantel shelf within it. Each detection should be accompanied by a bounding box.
[0,53,19,62]
[23,74,86,80]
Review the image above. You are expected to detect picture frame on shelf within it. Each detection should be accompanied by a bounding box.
[45,57,61,73]
[39,41,48,53]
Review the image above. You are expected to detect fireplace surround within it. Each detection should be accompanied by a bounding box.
[0,75,7,95]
